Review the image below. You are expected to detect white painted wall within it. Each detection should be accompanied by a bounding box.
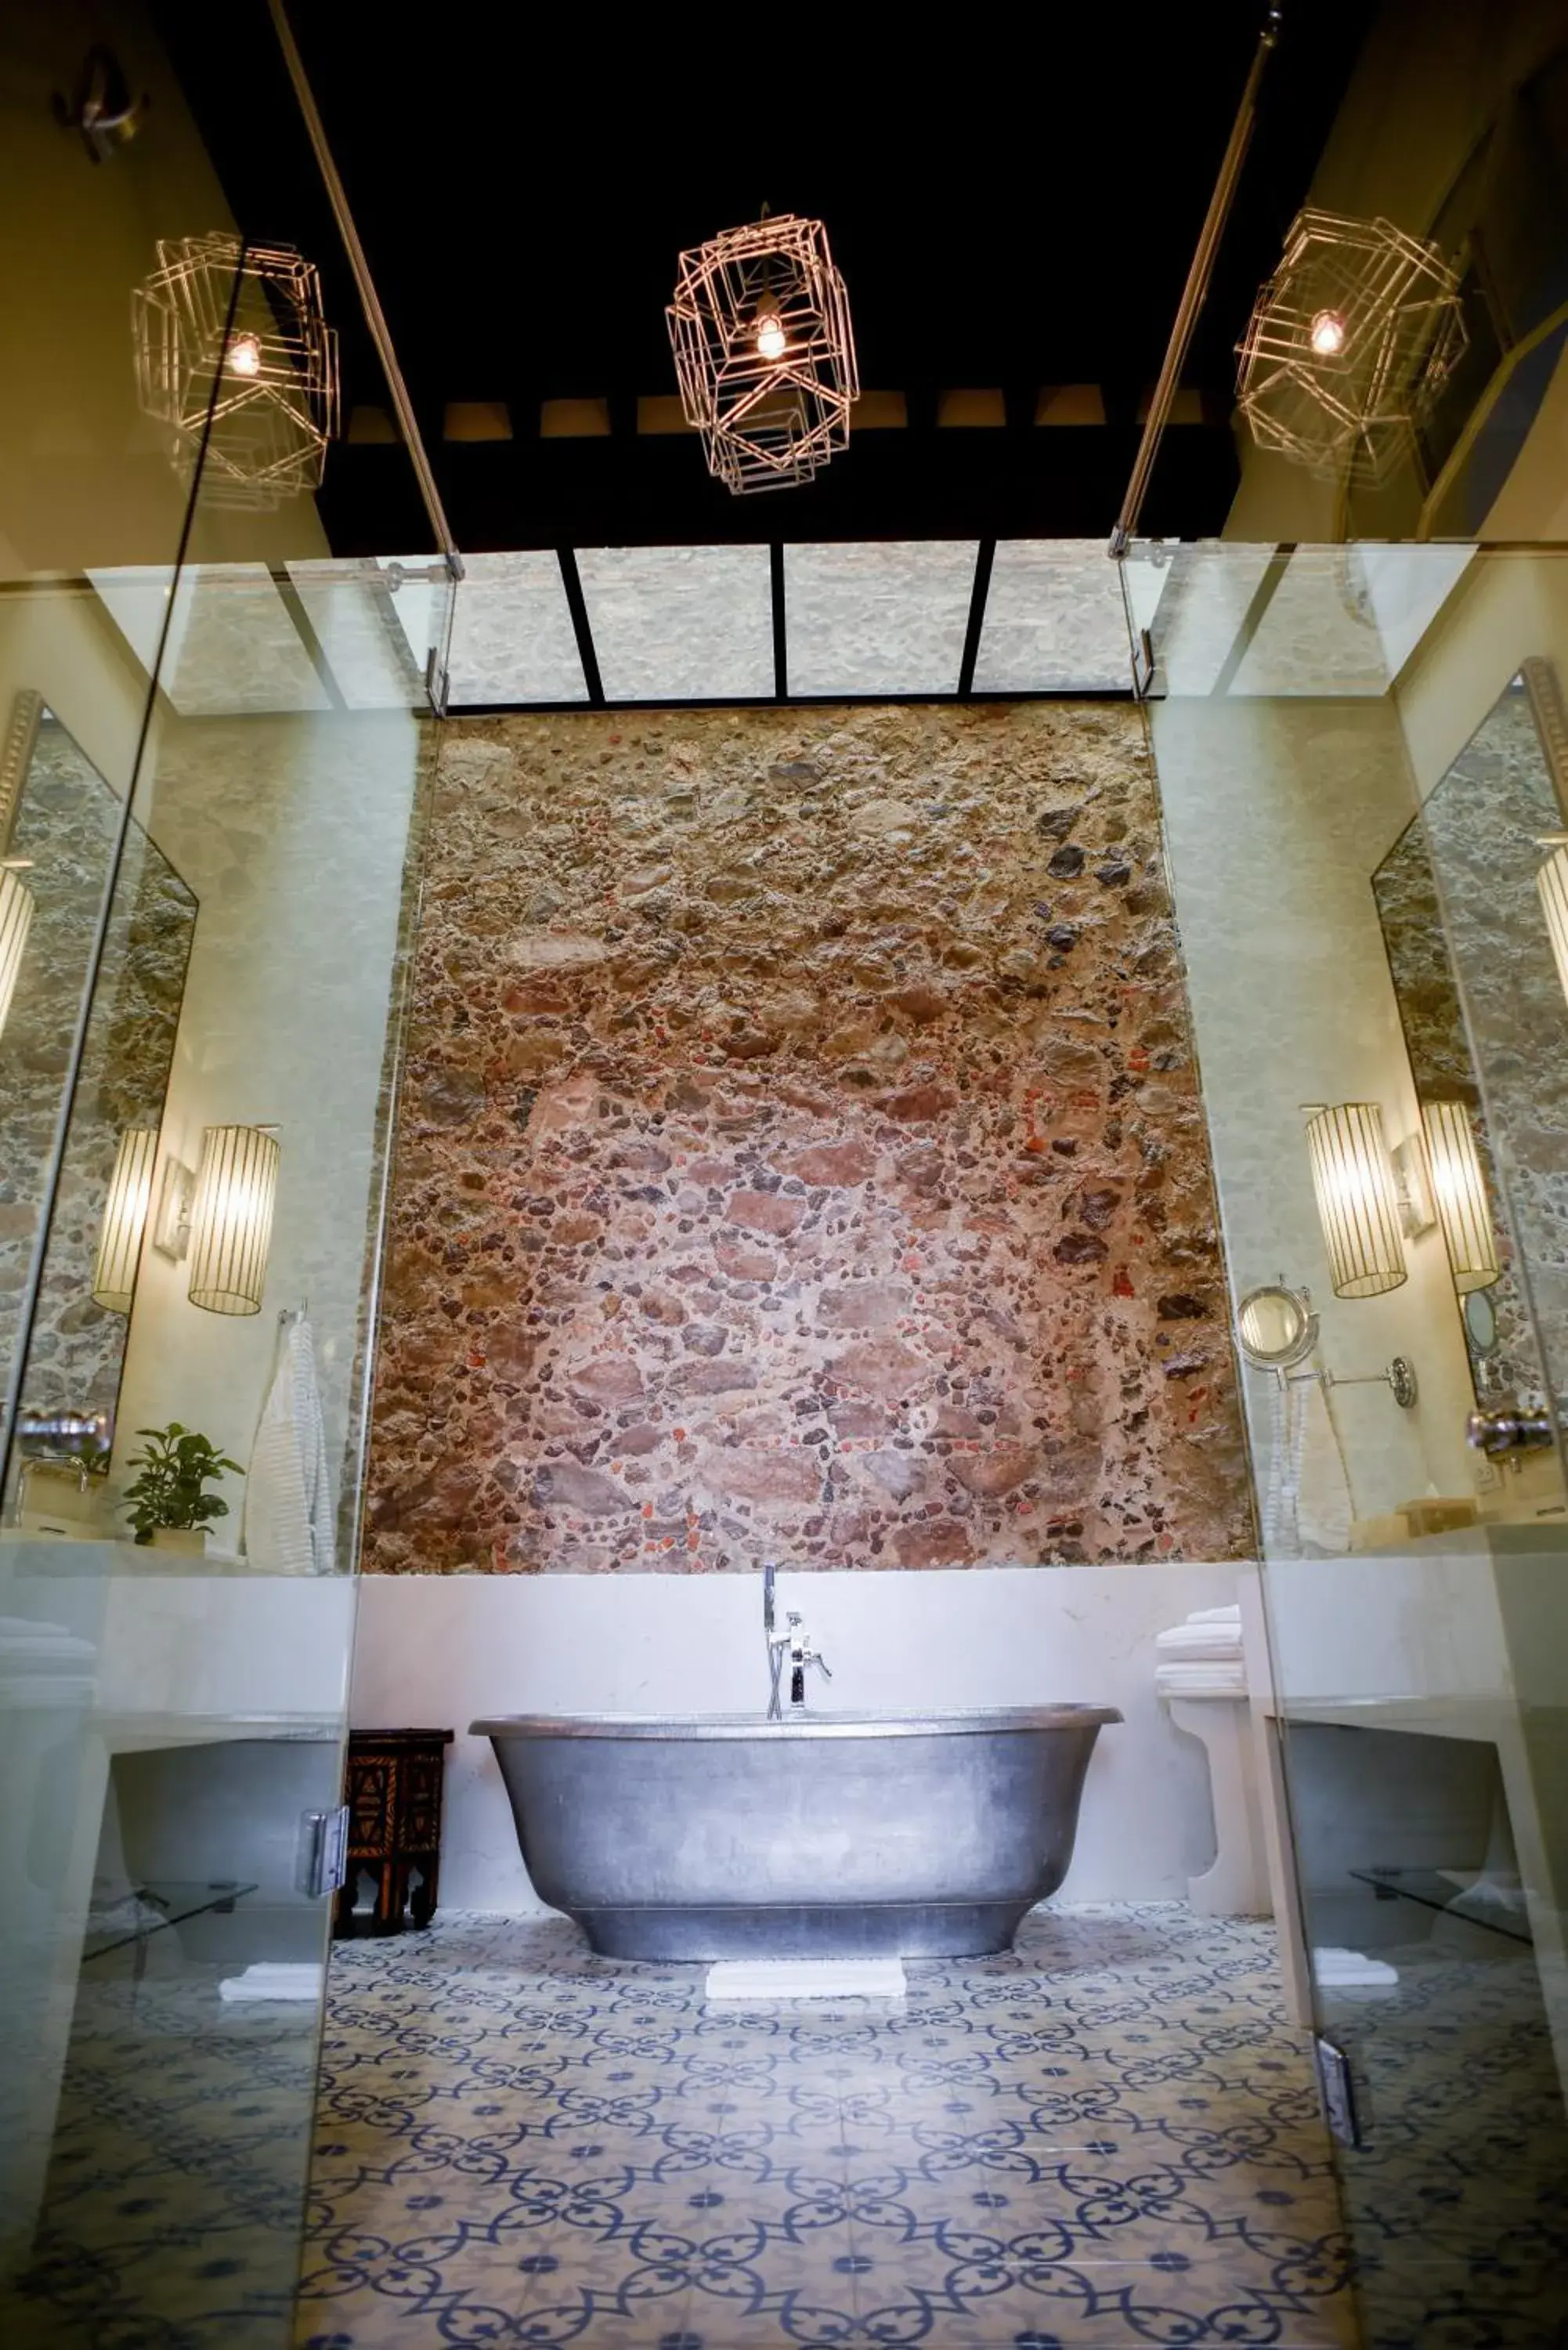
[350,1562,1248,1914]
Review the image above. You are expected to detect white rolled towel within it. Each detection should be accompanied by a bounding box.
[1156,1623,1245,1661]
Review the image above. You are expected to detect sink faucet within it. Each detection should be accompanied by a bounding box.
[763,1563,832,1718]
[13,1410,112,1493]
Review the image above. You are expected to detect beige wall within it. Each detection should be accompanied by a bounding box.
[1141,544,1509,1538]
[0,1,328,580]
[1226,0,1568,544]
[109,690,428,1538]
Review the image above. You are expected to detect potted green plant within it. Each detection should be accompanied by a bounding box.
[123,1423,244,1555]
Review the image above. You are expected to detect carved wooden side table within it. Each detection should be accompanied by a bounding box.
[334,1727,453,1937]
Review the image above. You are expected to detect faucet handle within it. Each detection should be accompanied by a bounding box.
[1467,1405,1555,1458]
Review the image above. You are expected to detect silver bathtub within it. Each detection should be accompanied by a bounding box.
[471,1705,1121,1960]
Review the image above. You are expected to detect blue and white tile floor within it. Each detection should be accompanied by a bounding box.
[295,1906,1354,2348]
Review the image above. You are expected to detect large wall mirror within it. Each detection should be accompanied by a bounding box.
[1373,665,1566,1412]
[0,695,197,1442]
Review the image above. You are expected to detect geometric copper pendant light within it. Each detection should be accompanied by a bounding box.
[1237,208,1466,482]
[667,211,858,494]
[133,233,340,510]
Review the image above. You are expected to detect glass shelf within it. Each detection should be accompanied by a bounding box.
[82,1879,258,1963]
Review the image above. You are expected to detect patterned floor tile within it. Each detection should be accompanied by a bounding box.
[288,1907,1353,2350]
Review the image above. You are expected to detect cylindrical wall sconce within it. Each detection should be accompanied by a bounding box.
[187,1124,280,1315]
[1420,1100,1500,1294]
[92,1127,159,1312]
[0,864,35,1041]
[1537,843,1568,1005]
[1304,1101,1407,1299]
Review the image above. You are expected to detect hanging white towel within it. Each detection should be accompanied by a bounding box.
[1296,1373,1354,1555]
[1260,1373,1298,1553]
[244,1318,334,1574]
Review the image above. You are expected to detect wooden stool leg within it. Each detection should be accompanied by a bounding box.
[372,1860,399,1934]
[410,1856,437,1928]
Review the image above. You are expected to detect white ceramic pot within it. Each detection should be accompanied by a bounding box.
[148,1526,207,1557]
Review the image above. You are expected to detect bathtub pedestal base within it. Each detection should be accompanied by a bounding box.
[578,1897,1034,1963]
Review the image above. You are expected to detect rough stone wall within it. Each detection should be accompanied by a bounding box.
[365,704,1252,1573]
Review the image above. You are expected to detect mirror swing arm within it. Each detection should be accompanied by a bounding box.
[1235,1277,1418,1410]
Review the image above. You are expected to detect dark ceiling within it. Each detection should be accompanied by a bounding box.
[150,0,1377,555]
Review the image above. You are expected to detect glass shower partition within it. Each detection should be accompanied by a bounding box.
[0,11,451,2345]
[1130,536,1568,2348]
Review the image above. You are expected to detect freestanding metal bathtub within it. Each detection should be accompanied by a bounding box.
[470,1705,1122,1960]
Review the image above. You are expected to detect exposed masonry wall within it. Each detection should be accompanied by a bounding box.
[364,703,1252,1573]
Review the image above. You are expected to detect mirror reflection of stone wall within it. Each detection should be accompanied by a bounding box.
[1421,671,1568,1420]
[1375,667,1568,1421]
[0,711,197,1427]
[1373,804,1542,1408]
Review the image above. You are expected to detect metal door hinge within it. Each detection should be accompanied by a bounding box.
[297,1805,349,1899]
[1314,2032,1362,2147]
[1131,627,1162,700]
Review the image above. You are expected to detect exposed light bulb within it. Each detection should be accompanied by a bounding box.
[226,331,262,378]
[1309,309,1347,357]
[754,309,786,361]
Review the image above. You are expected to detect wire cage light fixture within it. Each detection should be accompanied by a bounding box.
[132,234,340,510]
[1303,1101,1408,1300]
[667,212,858,495]
[1419,1100,1500,1296]
[187,1123,280,1316]
[1237,208,1466,482]
[92,1127,159,1314]
[0,862,34,1043]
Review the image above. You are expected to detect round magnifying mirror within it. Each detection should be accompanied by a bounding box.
[1463,1287,1499,1358]
[1237,1282,1319,1372]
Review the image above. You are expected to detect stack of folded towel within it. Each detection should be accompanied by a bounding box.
[1155,1603,1247,1698]
[218,1961,324,2003]
[1313,1945,1399,1989]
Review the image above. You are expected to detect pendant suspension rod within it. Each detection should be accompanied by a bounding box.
[1108,4,1283,557]
[265,0,463,580]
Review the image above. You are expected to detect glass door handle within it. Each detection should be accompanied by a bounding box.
[1465,1405,1555,1457]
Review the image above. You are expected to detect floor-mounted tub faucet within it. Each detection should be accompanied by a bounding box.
[763,1564,832,1718]
[786,1611,831,1709]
